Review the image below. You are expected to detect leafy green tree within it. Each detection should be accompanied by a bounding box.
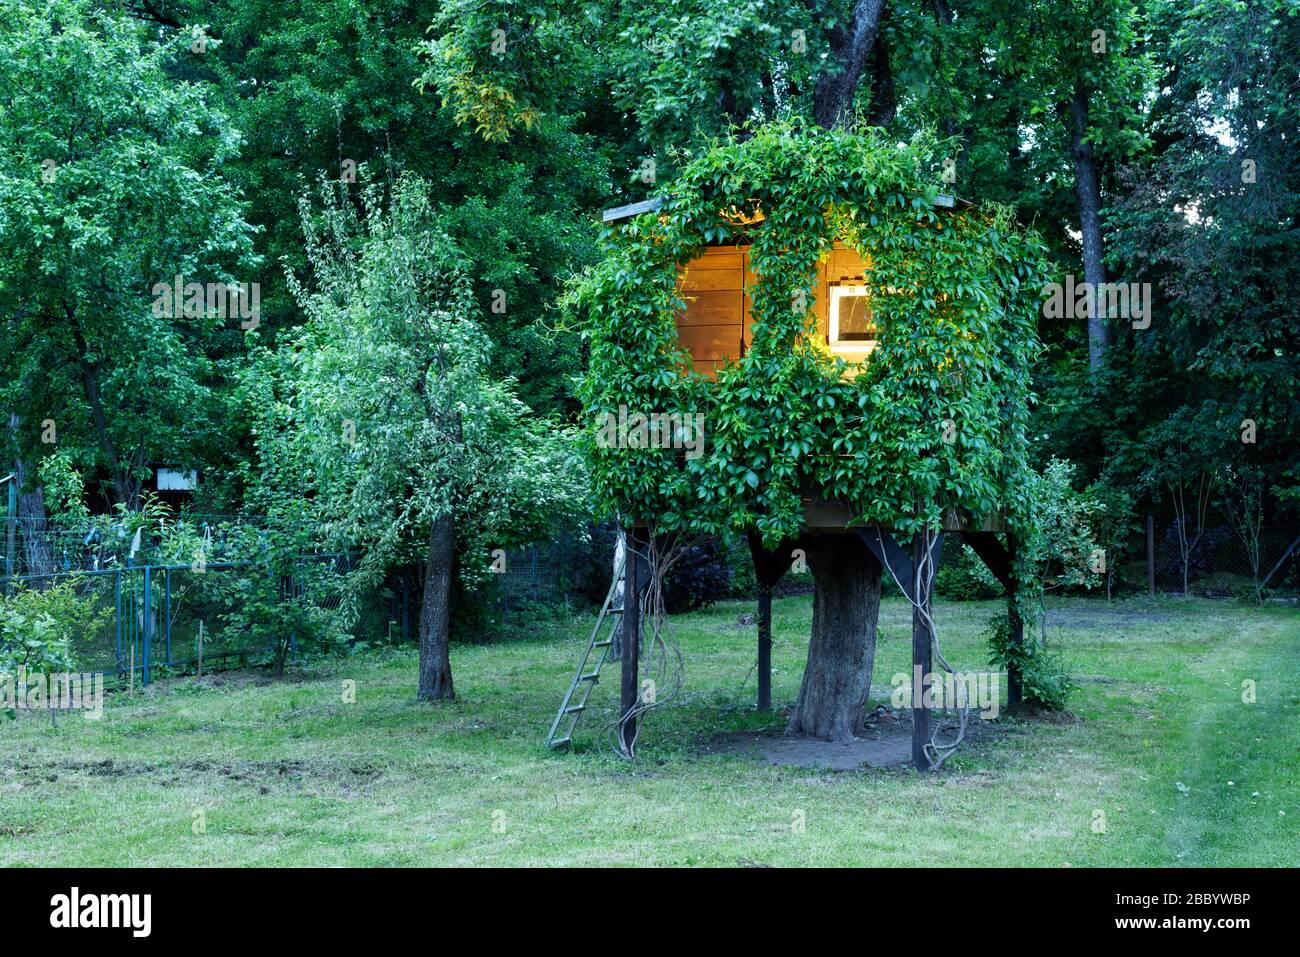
[0,0,258,509]
[1103,0,1300,513]
[250,174,585,699]
[0,0,260,507]
[144,0,613,416]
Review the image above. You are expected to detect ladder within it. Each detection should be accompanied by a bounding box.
[546,550,638,748]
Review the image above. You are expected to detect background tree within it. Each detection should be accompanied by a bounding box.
[251,174,586,699]
[0,0,258,509]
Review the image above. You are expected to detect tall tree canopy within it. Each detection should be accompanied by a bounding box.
[2,0,1296,656]
[0,0,258,506]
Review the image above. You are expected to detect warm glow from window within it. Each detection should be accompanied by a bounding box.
[829,285,878,354]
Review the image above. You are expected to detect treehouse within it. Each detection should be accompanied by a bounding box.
[565,172,1039,772]
[674,241,876,376]
[602,194,964,379]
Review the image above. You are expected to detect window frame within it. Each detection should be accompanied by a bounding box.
[828,284,877,353]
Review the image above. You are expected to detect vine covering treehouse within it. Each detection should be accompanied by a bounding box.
[610,193,963,378]
[567,124,1049,768]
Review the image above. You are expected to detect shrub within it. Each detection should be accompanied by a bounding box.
[1024,458,1105,593]
[935,544,1003,600]
[209,526,338,676]
[216,570,331,677]
[0,580,107,680]
[661,537,732,613]
[985,614,1073,711]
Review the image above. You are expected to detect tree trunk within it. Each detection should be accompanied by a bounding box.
[417,511,455,701]
[68,309,132,506]
[813,0,887,128]
[15,463,54,578]
[7,415,55,577]
[865,34,897,127]
[787,534,882,741]
[1067,84,1110,371]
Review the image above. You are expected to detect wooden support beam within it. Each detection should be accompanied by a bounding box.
[802,492,1004,532]
[756,586,773,712]
[958,530,1013,590]
[600,197,665,223]
[619,527,642,754]
[857,527,942,600]
[911,532,933,771]
[1005,532,1023,709]
[746,533,796,711]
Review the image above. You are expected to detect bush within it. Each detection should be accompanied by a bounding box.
[1024,458,1104,593]
[985,614,1073,711]
[217,571,331,676]
[208,526,338,675]
[0,580,107,679]
[935,544,1003,600]
[661,537,732,613]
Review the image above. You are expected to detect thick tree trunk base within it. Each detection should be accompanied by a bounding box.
[787,534,882,741]
[417,513,456,701]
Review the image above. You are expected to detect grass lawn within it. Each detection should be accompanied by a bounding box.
[2,594,1298,866]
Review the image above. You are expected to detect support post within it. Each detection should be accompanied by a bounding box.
[911,532,932,771]
[756,586,773,711]
[618,527,641,754]
[1146,514,1156,596]
[164,567,172,667]
[402,566,412,643]
[746,532,795,712]
[1005,532,1023,709]
[114,569,123,676]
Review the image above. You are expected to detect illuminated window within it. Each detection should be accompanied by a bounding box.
[829,285,878,353]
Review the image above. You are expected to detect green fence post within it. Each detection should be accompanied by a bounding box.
[402,566,411,643]
[115,569,123,675]
[164,566,172,667]
[142,565,152,687]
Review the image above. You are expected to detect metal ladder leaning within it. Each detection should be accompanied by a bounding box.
[546,549,635,748]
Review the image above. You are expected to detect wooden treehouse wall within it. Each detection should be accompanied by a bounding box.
[674,242,873,378]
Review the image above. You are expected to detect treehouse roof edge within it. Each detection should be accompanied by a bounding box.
[598,193,965,225]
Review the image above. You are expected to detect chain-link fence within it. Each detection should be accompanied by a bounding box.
[0,558,363,688]
[1146,521,1300,596]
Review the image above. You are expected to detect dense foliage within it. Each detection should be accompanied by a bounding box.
[571,125,1049,549]
[0,580,107,680]
[1,0,1296,684]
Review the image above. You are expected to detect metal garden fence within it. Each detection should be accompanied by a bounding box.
[1147,521,1300,595]
[0,554,365,689]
